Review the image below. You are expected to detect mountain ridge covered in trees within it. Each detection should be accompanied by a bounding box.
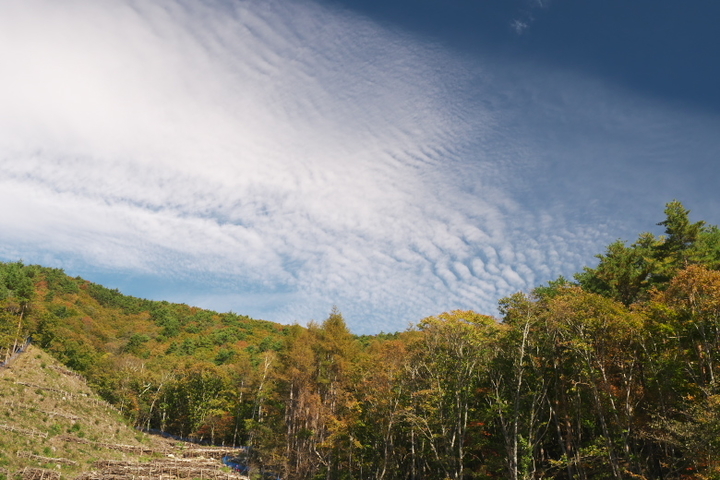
[3,200,720,479]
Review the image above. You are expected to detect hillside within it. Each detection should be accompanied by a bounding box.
[0,345,248,480]
[0,262,288,446]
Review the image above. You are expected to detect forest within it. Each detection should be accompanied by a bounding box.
[2,200,720,479]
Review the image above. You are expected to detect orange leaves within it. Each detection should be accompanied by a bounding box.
[543,286,643,363]
[657,265,720,318]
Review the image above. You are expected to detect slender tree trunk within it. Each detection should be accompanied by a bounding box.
[11,307,24,361]
[233,378,245,447]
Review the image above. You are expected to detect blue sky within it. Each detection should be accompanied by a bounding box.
[1,0,719,334]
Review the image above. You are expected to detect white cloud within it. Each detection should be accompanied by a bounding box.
[1,0,719,333]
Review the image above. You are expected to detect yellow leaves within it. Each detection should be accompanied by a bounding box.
[419,309,497,330]
[416,310,502,358]
[657,265,720,318]
[646,265,720,345]
[544,286,643,353]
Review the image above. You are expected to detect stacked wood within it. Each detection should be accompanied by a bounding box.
[0,423,48,438]
[82,458,249,480]
[11,382,116,412]
[55,435,166,455]
[14,382,74,398]
[17,467,61,480]
[182,448,243,459]
[74,472,175,480]
[49,364,86,382]
[94,458,218,468]
[16,451,78,466]
[1,399,80,421]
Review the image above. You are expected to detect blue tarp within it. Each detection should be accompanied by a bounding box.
[222,456,250,475]
[222,456,281,480]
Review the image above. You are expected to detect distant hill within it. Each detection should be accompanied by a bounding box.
[0,261,289,446]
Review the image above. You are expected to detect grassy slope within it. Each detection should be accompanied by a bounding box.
[0,346,162,477]
[0,345,250,480]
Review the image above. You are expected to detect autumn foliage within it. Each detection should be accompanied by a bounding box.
[3,200,720,479]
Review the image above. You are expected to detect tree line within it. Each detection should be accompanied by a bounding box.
[2,200,720,479]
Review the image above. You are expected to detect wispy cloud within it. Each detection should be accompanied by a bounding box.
[1,0,718,333]
[508,0,554,35]
[511,19,530,35]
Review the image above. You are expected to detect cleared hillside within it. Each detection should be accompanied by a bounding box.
[0,345,248,480]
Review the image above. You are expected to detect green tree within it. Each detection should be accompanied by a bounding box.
[493,292,552,480]
[406,310,500,480]
[642,266,720,477]
[161,362,231,439]
[544,287,644,479]
[649,266,720,392]
[656,200,706,269]
[577,201,720,306]
[273,309,360,480]
[353,337,411,479]
[575,234,659,306]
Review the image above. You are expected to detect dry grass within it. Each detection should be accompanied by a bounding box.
[0,346,248,480]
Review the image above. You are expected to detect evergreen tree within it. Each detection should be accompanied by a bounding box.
[656,199,706,268]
